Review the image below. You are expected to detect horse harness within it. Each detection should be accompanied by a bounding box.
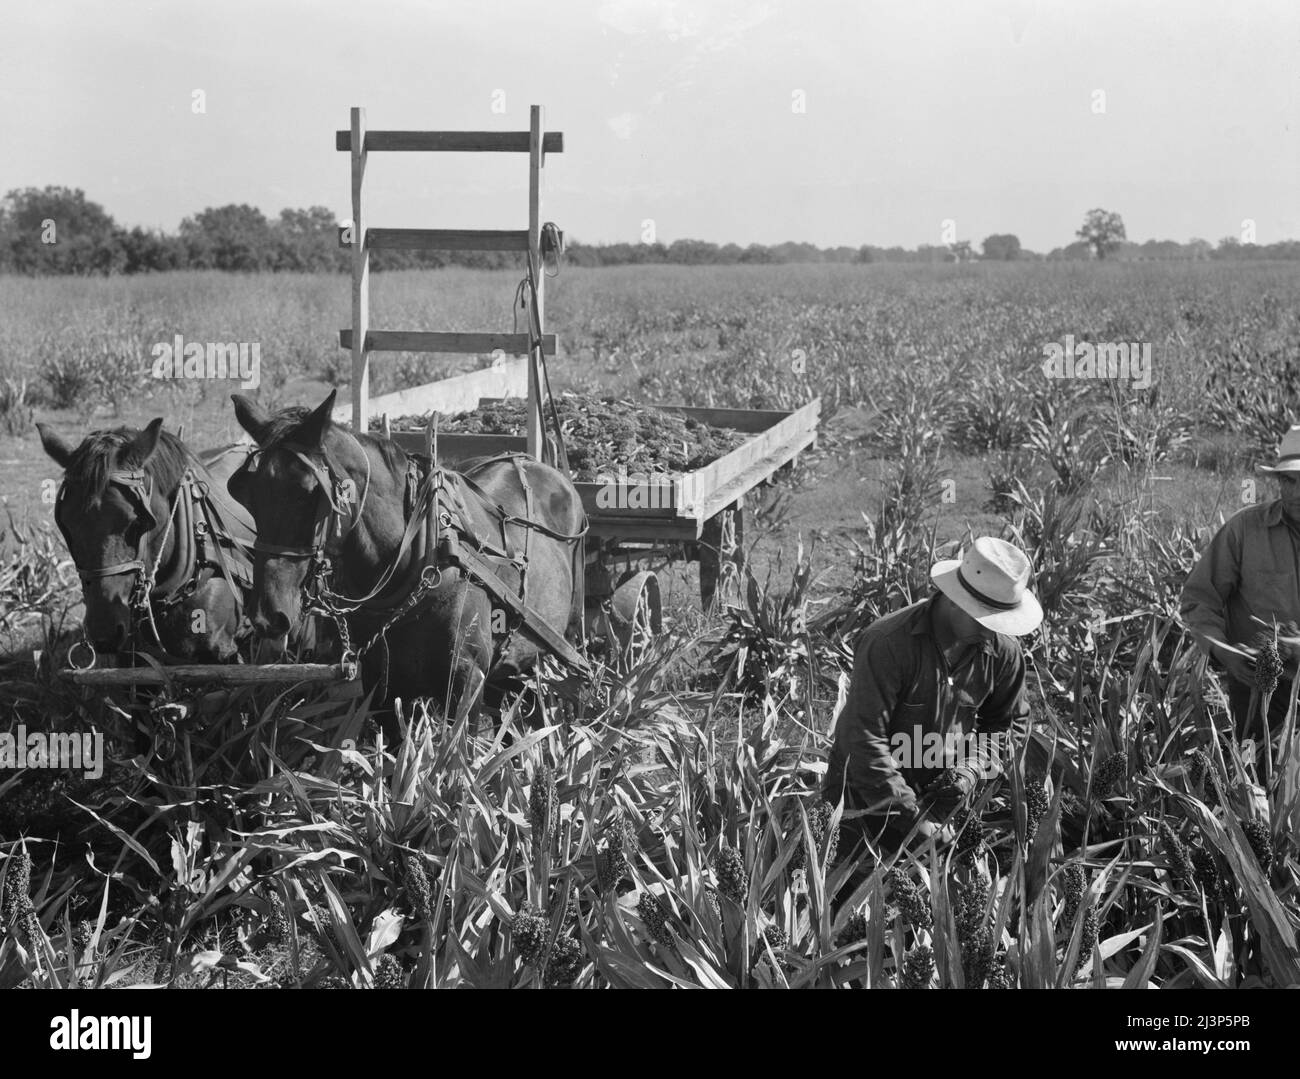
[246,438,591,685]
[56,461,255,647]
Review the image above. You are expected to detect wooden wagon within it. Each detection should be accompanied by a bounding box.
[331,104,819,665]
[60,105,820,684]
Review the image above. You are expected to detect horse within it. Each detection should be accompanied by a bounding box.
[226,390,590,729]
[37,418,258,664]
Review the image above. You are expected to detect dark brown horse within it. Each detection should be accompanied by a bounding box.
[38,419,257,662]
[227,391,589,725]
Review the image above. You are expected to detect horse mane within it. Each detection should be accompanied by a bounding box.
[261,405,408,473]
[65,426,194,505]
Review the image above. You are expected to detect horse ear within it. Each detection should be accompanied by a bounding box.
[125,418,165,467]
[232,394,273,445]
[36,422,75,469]
[290,390,338,450]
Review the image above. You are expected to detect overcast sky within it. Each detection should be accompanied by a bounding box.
[3,0,1296,251]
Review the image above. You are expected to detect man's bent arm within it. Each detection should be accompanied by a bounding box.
[835,635,922,825]
[1180,517,1242,655]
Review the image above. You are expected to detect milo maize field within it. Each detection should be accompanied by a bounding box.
[3,259,1300,989]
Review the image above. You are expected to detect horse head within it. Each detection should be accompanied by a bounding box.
[39,418,181,653]
[230,390,380,650]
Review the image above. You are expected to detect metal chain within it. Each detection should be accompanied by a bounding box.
[308,563,443,682]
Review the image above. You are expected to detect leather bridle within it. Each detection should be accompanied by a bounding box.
[56,461,254,649]
[57,468,161,584]
[239,434,372,564]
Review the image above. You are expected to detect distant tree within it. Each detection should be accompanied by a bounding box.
[980,233,1021,261]
[916,244,952,263]
[1214,236,1241,259]
[771,241,823,263]
[179,204,274,271]
[1,186,123,274]
[667,238,719,265]
[949,240,974,263]
[1138,239,1184,261]
[1076,208,1126,259]
[562,240,600,268]
[1047,241,1095,261]
[116,225,184,273]
[273,206,347,272]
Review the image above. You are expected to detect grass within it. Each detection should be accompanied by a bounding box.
[3,259,1300,987]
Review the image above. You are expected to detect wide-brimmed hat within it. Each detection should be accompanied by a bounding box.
[1257,425,1300,474]
[930,536,1043,636]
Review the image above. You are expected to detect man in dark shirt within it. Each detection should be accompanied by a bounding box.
[825,536,1040,855]
[1181,425,1300,737]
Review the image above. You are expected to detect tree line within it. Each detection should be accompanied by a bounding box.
[3,187,1297,276]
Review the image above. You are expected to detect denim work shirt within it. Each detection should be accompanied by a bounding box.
[1181,500,1300,657]
[823,594,1030,829]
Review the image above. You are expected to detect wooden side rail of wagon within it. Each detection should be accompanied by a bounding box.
[577,398,821,606]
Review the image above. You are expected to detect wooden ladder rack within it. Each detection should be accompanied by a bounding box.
[337,106,563,458]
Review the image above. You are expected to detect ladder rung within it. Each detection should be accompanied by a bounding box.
[367,228,528,252]
[339,330,557,356]
[337,130,564,153]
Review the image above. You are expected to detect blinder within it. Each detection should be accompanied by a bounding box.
[56,468,160,581]
[226,454,254,507]
[111,469,160,531]
[240,440,364,560]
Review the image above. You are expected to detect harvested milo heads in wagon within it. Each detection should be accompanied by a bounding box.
[380,395,748,481]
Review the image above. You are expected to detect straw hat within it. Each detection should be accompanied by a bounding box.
[930,536,1043,636]
[1257,425,1300,474]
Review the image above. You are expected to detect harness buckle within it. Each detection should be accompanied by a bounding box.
[420,565,443,589]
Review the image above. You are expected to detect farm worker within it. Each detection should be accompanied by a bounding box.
[1181,424,1300,737]
[824,536,1040,858]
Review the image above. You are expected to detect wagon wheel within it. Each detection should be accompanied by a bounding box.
[610,570,662,670]
[699,501,745,612]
